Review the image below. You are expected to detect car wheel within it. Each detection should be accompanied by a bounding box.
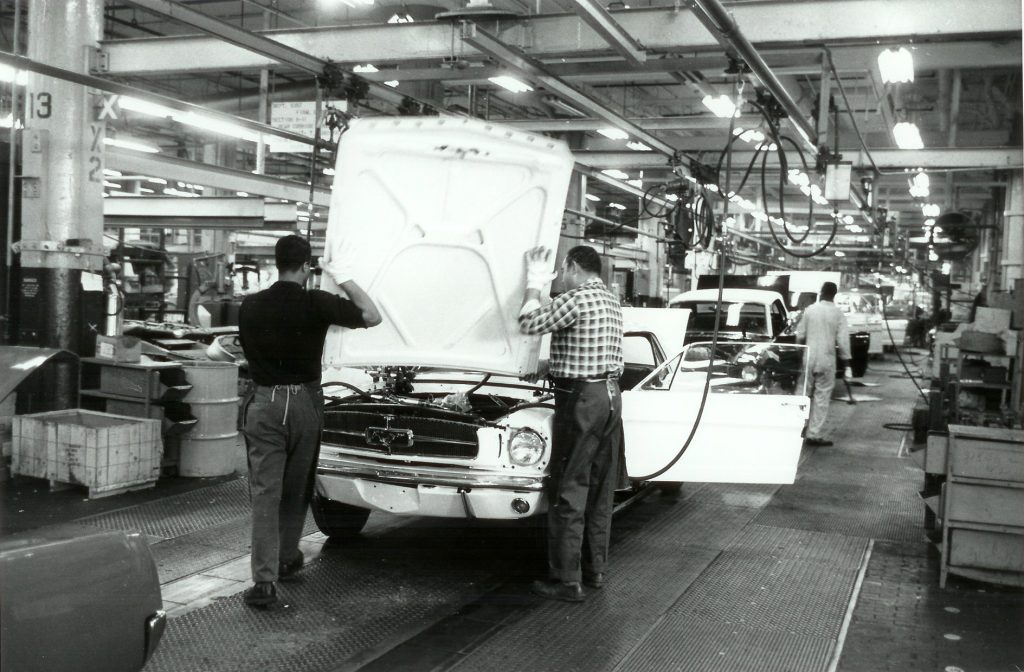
[657,482,682,496]
[311,493,371,538]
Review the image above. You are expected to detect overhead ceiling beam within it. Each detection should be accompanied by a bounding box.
[0,49,326,148]
[501,116,732,132]
[103,196,299,229]
[99,0,1022,76]
[115,0,446,113]
[689,0,817,150]
[573,148,1024,170]
[460,22,682,159]
[567,0,647,66]
[105,146,333,207]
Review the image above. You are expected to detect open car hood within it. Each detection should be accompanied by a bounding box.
[322,117,574,377]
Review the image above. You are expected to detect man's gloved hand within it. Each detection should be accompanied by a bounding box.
[320,241,354,286]
[844,366,854,379]
[525,246,556,291]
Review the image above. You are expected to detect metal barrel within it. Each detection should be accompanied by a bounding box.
[178,361,240,477]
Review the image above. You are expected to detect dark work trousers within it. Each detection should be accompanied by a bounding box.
[242,382,324,584]
[547,377,623,583]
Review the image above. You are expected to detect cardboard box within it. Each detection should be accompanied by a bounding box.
[95,335,142,363]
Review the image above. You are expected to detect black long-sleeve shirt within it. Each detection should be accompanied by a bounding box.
[238,281,368,385]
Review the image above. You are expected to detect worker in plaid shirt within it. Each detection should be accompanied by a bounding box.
[518,245,624,603]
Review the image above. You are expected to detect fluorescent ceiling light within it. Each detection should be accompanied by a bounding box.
[118,96,177,118]
[601,169,629,180]
[834,250,846,257]
[701,94,739,118]
[597,127,629,141]
[178,112,260,142]
[384,80,400,88]
[323,167,336,176]
[893,122,924,149]
[0,65,27,85]
[0,114,22,129]
[103,169,122,177]
[585,193,601,202]
[237,191,249,197]
[608,202,626,210]
[387,12,414,22]
[488,76,533,93]
[104,137,160,153]
[922,203,940,217]
[878,47,914,84]
[353,64,378,73]
[147,177,167,185]
[121,96,260,142]
[626,141,652,151]
[627,179,643,188]
[544,96,585,117]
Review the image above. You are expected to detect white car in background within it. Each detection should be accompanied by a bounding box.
[835,290,886,355]
[309,117,810,537]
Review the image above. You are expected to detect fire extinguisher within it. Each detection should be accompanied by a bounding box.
[104,262,125,336]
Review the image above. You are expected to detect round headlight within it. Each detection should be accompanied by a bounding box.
[740,365,759,383]
[509,429,545,467]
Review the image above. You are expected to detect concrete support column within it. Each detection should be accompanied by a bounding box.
[17,0,105,367]
[1002,170,1024,287]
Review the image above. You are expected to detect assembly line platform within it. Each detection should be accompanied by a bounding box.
[2,351,1022,672]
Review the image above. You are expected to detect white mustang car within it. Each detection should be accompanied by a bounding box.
[310,117,810,537]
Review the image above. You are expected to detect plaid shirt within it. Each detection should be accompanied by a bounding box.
[519,278,624,379]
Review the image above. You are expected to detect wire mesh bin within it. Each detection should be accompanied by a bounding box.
[11,409,162,498]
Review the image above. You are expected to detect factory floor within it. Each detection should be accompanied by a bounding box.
[2,349,1022,672]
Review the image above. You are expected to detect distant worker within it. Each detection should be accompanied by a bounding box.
[796,281,852,447]
[518,245,624,602]
[238,234,381,608]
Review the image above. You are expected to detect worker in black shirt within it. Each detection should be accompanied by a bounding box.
[238,234,381,607]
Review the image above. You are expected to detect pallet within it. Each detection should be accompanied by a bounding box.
[46,476,157,499]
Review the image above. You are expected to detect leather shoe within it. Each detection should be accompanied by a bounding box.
[583,572,606,589]
[243,581,278,607]
[805,437,833,447]
[530,580,585,603]
[278,551,304,581]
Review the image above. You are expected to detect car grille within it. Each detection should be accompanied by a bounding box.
[322,410,480,459]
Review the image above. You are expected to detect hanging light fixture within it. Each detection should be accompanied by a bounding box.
[488,75,533,93]
[701,94,739,118]
[893,121,924,149]
[878,47,914,84]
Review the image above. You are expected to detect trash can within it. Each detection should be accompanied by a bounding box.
[850,332,870,377]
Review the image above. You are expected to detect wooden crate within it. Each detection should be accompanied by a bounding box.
[12,409,162,498]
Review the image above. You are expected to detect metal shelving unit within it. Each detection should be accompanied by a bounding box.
[940,425,1024,588]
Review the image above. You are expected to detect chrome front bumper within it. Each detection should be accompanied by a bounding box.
[316,452,547,519]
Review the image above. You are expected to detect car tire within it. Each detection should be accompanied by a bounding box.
[311,493,371,538]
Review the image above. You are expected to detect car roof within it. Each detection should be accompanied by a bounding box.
[668,289,787,306]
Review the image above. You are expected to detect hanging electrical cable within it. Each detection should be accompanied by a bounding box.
[633,76,744,482]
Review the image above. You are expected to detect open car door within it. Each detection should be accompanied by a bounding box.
[622,341,809,484]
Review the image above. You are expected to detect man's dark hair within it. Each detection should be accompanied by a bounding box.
[565,245,602,275]
[820,281,838,301]
[275,234,311,272]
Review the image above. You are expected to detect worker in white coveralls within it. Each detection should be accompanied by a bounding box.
[796,281,853,447]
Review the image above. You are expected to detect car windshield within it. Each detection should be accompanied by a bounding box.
[638,341,806,395]
[835,292,880,315]
[676,301,768,335]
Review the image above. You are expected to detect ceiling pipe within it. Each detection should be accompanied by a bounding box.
[688,0,818,153]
